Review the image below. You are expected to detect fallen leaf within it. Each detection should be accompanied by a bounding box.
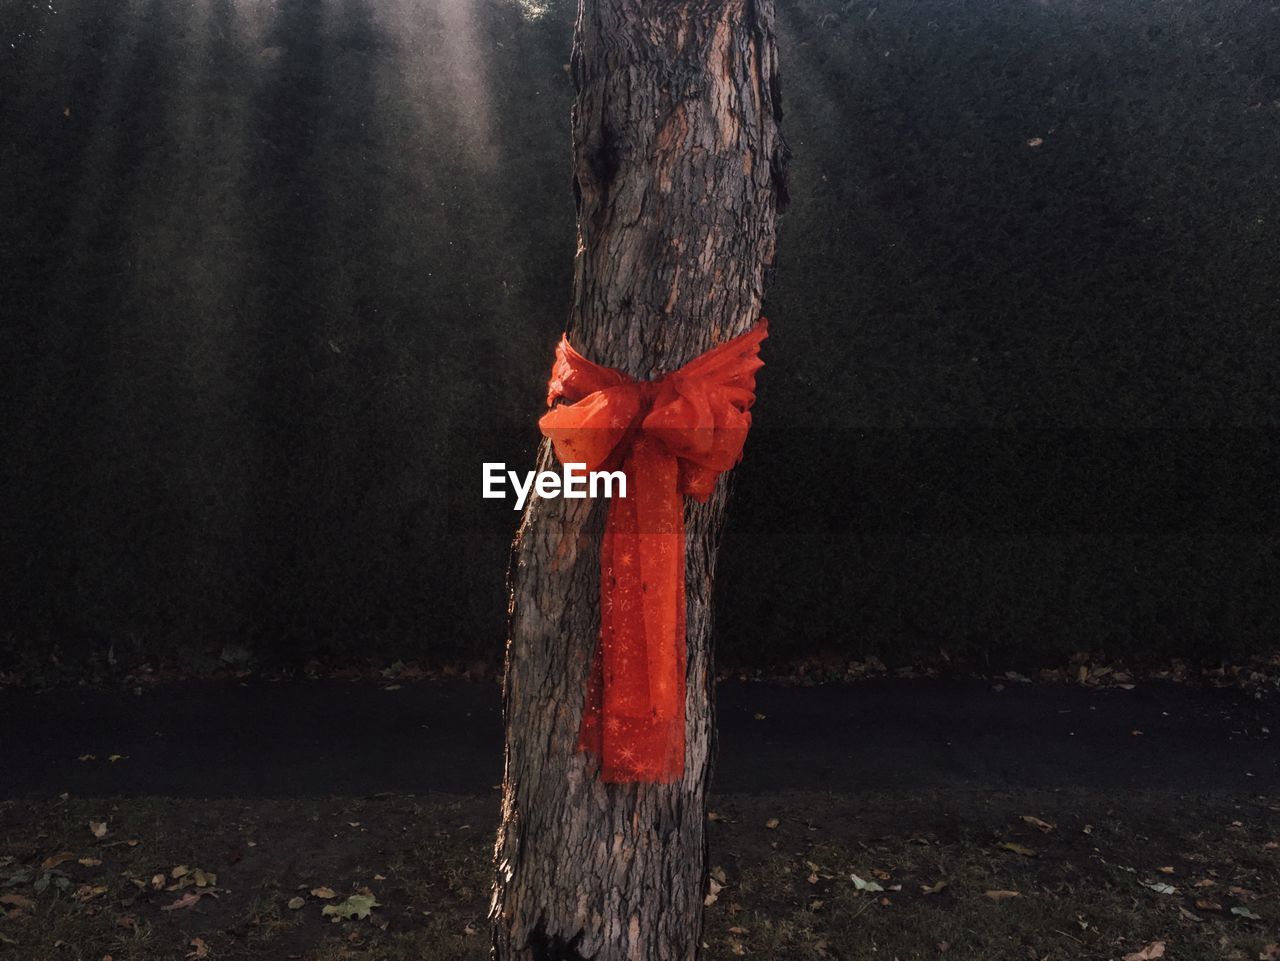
[1157,866,1175,874]
[1027,137,1044,148]
[1140,879,1178,895]
[78,858,102,867]
[322,894,380,922]
[288,896,305,910]
[171,865,190,879]
[1123,941,1166,961]
[704,878,723,906]
[1231,906,1263,921]
[41,852,75,869]
[161,892,202,912]
[1021,815,1056,833]
[311,886,337,899]
[151,874,166,890]
[850,873,884,893]
[1195,899,1223,911]
[999,842,1036,857]
[0,894,34,912]
[108,755,127,763]
[1178,905,1205,922]
[764,818,780,830]
[921,880,948,895]
[1259,944,1279,960]
[89,821,108,839]
[78,755,95,762]
[984,889,1020,901]
[186,938,209,959]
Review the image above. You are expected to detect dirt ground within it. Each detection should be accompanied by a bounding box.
[1,790,1277,960]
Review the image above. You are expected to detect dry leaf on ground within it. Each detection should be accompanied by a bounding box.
[0,894,34,912]
[1124,941,1166,961]
[161,892,203,912]
[999,841,1036,857]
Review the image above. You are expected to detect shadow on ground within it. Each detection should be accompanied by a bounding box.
[1,678,1274,798]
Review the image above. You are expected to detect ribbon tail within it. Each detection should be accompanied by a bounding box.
[632,439,682,728]
[574,528,609,762]
[590,436,686,783]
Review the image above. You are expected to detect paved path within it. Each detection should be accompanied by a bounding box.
[1,679,1274,798]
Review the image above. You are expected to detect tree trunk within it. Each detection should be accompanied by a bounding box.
[490,0,786,958]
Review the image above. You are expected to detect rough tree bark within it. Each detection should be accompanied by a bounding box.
[490,0,786,958]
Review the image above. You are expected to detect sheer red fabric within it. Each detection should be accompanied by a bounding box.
[539,320,768,783]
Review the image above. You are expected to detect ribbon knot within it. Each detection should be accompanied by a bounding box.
[539,320,767,782]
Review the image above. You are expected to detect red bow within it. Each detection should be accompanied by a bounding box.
[539,320,767,782]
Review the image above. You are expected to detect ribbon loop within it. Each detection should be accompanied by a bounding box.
[538,320,768,783]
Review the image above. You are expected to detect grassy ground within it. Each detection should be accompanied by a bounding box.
[1,791,1276,960]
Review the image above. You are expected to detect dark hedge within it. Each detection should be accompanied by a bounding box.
[2,0,1277,677]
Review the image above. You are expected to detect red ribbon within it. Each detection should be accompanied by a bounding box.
[539,320,767,782]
